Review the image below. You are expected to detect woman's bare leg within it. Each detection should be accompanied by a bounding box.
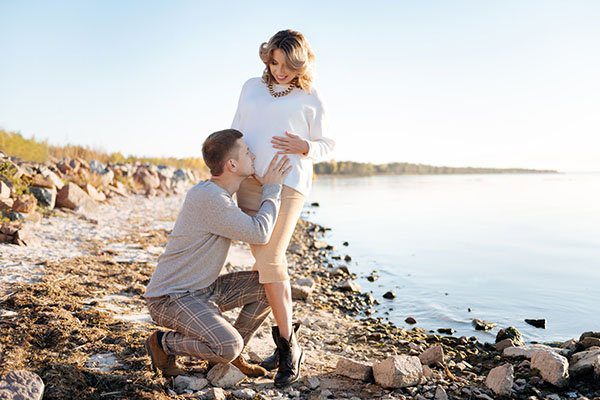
[263,280,293,340]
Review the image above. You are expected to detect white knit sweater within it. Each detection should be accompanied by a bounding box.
[232,77,335,196]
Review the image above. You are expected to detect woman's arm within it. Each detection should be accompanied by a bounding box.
[271,89,336,160]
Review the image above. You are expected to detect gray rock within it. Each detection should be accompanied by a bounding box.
[496,326,524,346]
[199,387,227,400]
[373,355,423,389]
[0,181,11,199]
[306,376,320,389]
[472,318,497,331]
[29,186,57,209]
[56,183,96,211]
[531,350,569,387]
[337,279,361,293]
[503,344,558,359]
[173,375,208,392]
[485,363,514,396]
[207,363,245,388]
[291,277,316,300]
[495,338,515,352]
[419,345,444,366]
[231,388,256,399]
[434,386,448,400]
[335,356,373,381]
[569,348,600,376]
[580,337,600,349]
[0,370,44,400]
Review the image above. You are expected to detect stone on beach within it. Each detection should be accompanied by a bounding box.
[485,363,514,396]
[12,194,37,213]
[337,279,361,293]
[569,348,600,377]
[207,363,245,388]
[524,318,546,329]
[530,350,569,387]
[496,326,524,346]
[0,370,44,400]
[372,355,423,388]
[382,291,396,299]
[580,337,600,349]
[495,338,515,352]
[29,186,57,209]
[173,375,208,392]
[56,182,97,211]
[434,385,448,400]
[472,318,497,331]
[83,183,106,202]
[335,356,373,381]
[502,343,560,359]
[419,345,445,366]
[0,181,12,198]
[291,277,316,300]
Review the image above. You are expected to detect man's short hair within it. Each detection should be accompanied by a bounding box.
[202,129,244,176]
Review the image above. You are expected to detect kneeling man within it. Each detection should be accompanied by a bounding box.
[144,129,291,377]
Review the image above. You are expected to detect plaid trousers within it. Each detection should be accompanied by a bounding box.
[146,270,271,363]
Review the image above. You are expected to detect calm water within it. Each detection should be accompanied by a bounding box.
[305,173,600,343]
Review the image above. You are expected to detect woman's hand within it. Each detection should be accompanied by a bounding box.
[271,132,309,156]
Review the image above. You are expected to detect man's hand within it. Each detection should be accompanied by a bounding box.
[271,131,310,156]
[255,155,292,185]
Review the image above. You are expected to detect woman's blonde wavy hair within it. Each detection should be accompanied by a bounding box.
[259,29,315,92]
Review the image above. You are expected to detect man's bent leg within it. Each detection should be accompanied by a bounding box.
[212,271,272,344]
[147,291,244,364]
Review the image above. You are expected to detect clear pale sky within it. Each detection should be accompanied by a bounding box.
[1,1,599,171]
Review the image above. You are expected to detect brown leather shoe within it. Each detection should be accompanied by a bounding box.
[144,331,186,377]
[231,355,268,377]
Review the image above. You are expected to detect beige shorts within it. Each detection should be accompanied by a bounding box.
[236,176,305,284]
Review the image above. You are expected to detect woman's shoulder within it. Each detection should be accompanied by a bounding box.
[303,86,325,108]
[242,77,265,90]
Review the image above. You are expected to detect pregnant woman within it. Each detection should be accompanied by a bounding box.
[231,29,335,387]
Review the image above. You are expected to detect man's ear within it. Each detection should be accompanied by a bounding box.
[225,158,237,173]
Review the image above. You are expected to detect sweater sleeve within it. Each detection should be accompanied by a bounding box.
[303,89,336,161]
[202,184,282,244]
[231,79,252,130]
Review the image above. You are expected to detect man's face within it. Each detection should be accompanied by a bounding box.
[233,139,256,177]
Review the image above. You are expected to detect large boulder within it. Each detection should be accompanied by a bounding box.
[0,370,44,400]
[207,363,245,388]
[372,355,423,388]
[56,182,97,211]
[485,363,514,396]
[531,350,569,387]
[335,356,373,381]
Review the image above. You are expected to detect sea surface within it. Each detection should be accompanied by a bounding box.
[305,172,600,343]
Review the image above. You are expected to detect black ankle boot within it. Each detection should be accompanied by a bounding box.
[274,327,303,388]
[260,323,301,371]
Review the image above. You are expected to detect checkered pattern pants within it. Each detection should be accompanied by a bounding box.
[146,271,271,363]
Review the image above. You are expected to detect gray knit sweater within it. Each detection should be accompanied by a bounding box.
[144,180,281,298]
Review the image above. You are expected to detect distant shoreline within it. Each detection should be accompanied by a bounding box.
[314,160,558,177]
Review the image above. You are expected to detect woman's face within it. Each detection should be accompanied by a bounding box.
[269,48,298,85]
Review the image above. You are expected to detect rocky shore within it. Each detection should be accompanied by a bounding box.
[0,155,599,400]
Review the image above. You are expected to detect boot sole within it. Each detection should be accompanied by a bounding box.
[274,350,304,388]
